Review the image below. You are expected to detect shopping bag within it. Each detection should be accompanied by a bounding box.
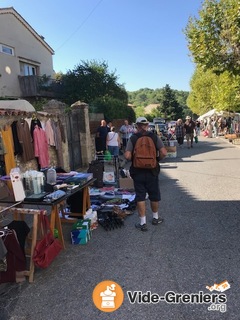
[104,150,112,161]
[33,211,62,268]
[194,136,198,143]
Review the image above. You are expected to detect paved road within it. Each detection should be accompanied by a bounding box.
[1,135,240,320]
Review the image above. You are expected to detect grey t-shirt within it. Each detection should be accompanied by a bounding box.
[125,133,164,153]
[126,132,163,176]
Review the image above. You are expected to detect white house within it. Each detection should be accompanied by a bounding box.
[0,7,54,98]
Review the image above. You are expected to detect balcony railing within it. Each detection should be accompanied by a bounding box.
[18,75,63,98]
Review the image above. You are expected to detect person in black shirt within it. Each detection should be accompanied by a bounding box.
[184,116,195,149]
[95,120,108,153]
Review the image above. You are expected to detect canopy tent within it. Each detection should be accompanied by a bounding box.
[198,109,218,120]
[0,99,35,113]
[198,109,240,121]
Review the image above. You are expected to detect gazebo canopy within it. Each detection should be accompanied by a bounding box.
[198,109,218,120]
[198,109,240,121]
[0,99,35,113]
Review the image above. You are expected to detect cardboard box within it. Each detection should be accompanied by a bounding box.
[165,146,176,152]
[71,229,89,244]
[165,146,177,158]
[169,140,177,146]
[119,177,134,189]
[71,219,92,243]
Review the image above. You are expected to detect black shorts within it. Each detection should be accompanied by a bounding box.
[132,171,161,202]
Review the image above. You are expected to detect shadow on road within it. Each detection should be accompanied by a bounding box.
[1,136,240,320]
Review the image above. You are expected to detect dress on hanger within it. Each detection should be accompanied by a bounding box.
[33,125,49,169]
[16,119,35,162]
[1,125,16,179]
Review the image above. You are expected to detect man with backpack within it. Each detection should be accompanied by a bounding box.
[124,117,167,232]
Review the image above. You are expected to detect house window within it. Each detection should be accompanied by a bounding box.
[0,44,14,56]
[20,62,37,76]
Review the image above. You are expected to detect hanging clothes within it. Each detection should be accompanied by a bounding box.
[11,121,23,156]
[0,131,6,155]
[51,120,64,168]
[33,125,49,169]
[0,230,26,283]
[0,237,7,272]
[30,118,42,138]
[16,119,35,162]
[1,125,16,182]
[45,118,55,146]
[7,220,30,256]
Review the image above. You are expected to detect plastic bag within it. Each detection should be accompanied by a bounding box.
[104,150,112,161]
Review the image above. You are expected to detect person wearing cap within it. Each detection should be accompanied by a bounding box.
[124,117,167,232]
[184,116,195,149]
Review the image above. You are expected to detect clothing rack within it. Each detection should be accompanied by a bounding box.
[0,202,23,225]
[0,207,47,283]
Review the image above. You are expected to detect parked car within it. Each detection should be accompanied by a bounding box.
[148,122,157,134]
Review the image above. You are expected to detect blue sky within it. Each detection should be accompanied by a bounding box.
[1,0,202,92]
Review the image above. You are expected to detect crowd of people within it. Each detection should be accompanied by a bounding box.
[95,116,204,157]
[200,116,240,138]
[94,113,240,233]
[95,119,136,157]
[94,115,225,233]
[174,116,197,149]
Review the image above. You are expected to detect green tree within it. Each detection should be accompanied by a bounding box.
[187,67,215,115]
[62,60,128,105]
[127,88,188,117]
[212,72,240,112]
[90,97,135,124]
[174,90,190,119]
[187,66,240,115]
[157,84,183,120]
[185,0,240,75]
[134,106,145,119]
[149,108,163,120]
[54,72,63,81]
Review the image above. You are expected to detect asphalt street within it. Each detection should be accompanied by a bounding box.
[1,135,240,320]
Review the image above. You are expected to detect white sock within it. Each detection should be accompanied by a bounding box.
[152,212,158,219]
[140,216,146,225]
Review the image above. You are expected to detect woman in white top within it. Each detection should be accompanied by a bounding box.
[106,126,121,157]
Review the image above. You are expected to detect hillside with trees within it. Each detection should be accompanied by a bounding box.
[54,61,191,122]
[53,61,192,122]
[128,85,192,121]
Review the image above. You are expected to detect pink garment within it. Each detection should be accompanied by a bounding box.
[33,126,49,168]
[44,119,55,146]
